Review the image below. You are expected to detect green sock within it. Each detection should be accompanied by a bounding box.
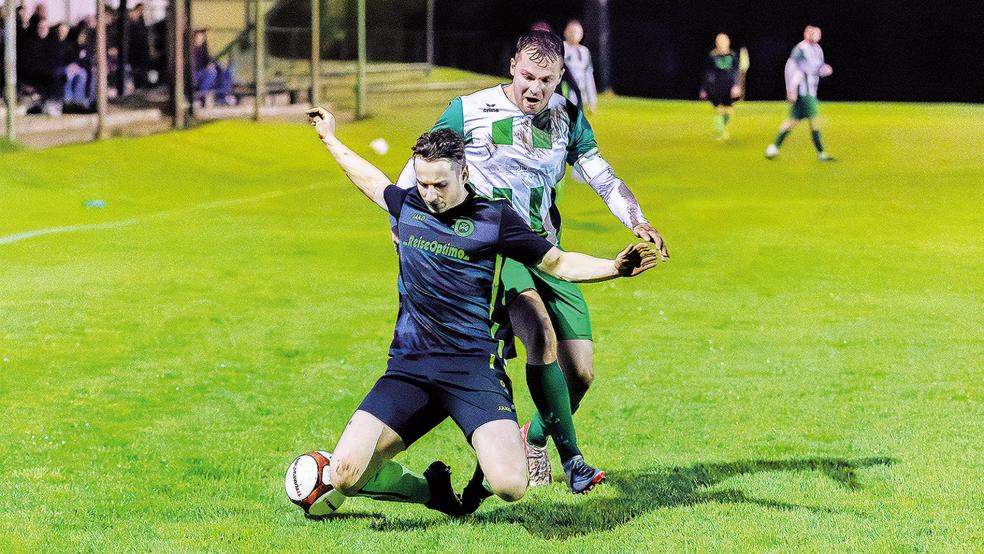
[526,361,581,461]
[355,459,430,504]
[714,114,726,135]
[775,129,791,147]
[723,113,731,127]
[811,130,825,153]
[527,380,587,449]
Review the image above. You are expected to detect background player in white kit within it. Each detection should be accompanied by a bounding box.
[562,20,598,113]
[396,30,668,494]
[765,25,835,161]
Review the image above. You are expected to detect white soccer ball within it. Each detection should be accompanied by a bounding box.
[369,138,389,155]
[285,450,346,518]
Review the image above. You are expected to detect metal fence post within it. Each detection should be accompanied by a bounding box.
[96,1,109,139]
[173,0,187,128]
[310,0,320,105]
[254,0,265,121]
[426,0,434,69]
[355,0,366,119]
[4,4,16,141]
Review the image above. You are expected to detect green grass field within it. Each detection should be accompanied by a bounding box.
[1,96,981,552]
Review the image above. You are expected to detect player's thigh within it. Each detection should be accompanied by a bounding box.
[471,419,527,502]
[506,290,557,362]
[558,339,594,386]
[330,410,406,494]
[530,267,592,342]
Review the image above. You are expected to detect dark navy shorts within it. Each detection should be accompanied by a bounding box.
[357,355,517,446]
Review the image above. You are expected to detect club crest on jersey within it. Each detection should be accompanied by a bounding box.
[452,218,475,237]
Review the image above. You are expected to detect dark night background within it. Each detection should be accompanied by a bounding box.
[422,0,983,103]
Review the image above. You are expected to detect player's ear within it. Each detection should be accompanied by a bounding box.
[509,56,516,77]
[460,164,469,183]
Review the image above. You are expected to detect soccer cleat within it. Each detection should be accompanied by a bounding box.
[817,152,836,161]
[423,461,464,516]
[764,144,780,159]
[563,455,605,494]
[460,465,494,515]
[520,421,552,487]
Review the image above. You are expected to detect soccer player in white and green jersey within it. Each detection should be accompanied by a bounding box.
[396,30,668,494]
[765,25,835,161]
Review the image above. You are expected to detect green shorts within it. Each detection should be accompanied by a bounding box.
[790,95,819,120]
[499,257,592,342]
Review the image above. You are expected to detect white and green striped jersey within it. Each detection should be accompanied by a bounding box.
[397,85,647,245]
[785,40,825,97]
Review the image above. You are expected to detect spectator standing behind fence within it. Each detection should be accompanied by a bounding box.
[128,3,151,87]
[191,29,236,107]
[24,18,63,115]
[562,20,598,113]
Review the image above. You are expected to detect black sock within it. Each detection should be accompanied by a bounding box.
[811,130,825,153]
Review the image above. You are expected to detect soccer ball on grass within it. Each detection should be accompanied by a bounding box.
[285,450,346,518]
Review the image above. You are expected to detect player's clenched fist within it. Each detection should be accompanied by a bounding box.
[614,243,662,277]
[305,107,336,142]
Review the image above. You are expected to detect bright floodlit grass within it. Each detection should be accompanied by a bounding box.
[0,96,981,552]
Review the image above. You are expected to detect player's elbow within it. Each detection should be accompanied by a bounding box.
[538,261,572,283]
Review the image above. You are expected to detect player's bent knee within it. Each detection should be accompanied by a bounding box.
[510,293,558,363]
[579,366,595,387]
[329,457,364,496]
[490,476,527,502]
[525,326,557,363]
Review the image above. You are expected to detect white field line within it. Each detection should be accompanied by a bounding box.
[0,184,322,246]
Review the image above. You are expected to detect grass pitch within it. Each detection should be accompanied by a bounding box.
[1,96,981,552]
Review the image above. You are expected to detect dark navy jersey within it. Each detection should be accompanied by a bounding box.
[384,184,553,360]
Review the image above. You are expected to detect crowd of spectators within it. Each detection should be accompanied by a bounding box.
[1,2,164,116]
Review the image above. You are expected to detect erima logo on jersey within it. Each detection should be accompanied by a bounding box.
[403,234,471,261]
[481,103,499,113]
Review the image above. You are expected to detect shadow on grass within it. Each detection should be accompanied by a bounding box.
[369,456,895,539]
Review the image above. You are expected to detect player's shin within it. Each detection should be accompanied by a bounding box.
[811,129,825,153]
[775,128,791,147]
[354,459,430,504]
[526,361,581,462]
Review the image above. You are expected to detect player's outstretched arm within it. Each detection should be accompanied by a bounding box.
[306,107,390,210]
[536,243,661,283]
[572,150,669,258]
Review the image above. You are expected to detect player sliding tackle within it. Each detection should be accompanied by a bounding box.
[305,107,662,515]
[396,30,669,493]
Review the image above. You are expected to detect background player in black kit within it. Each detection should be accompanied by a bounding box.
[699,33,744,141]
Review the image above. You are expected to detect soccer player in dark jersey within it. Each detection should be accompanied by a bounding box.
[699,33,743,141]
[304,107,661,515]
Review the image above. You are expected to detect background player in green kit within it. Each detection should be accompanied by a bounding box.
[699,33,743,141]
[396,30,669,493]
[765,25,835,161]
